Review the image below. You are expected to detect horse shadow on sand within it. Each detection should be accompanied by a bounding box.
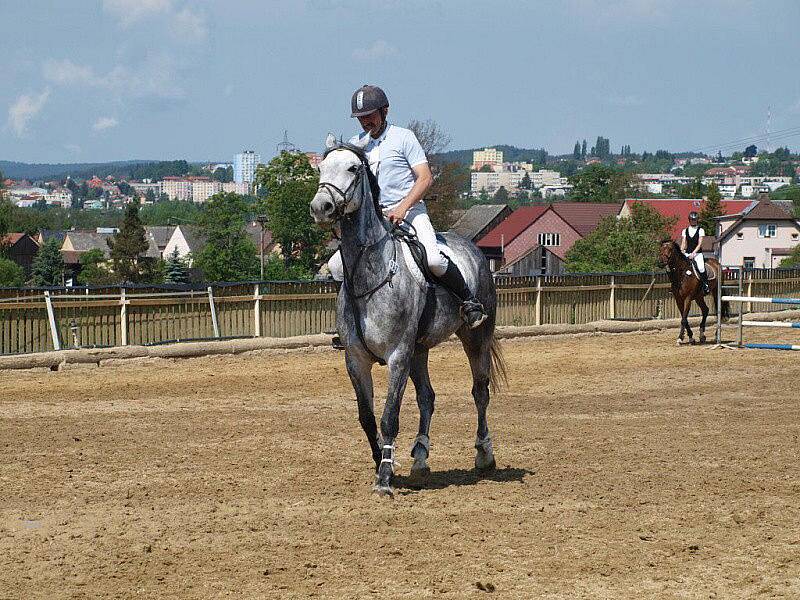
[393,466,534,496]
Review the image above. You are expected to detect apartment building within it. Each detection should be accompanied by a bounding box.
[472,147,504,171]
[234,150,260,186]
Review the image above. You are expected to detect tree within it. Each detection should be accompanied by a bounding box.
[581,140,587,159]
[590,136,611,159]
[565,202,676,272]
[163,247,189,284]
[476,188,490,204]
[140,200,201,226]
[743,144,757,158]
[255,152,323,273]
[519,171,532,190]
[31,238,65,286]
[194,192,259,282]
[77,249,117,285]
[569,164,634,203]
[770,184,800,217]
[212,166,233,183]
[145,188,157,203]
[779,244,800,268]
[573,141,582,160]
[678,177,707,199]
[698,182,724,235]
[407,119,464,229]
[493,186,510,203]
[478,163,493,172]
[108,200,149,283]
[0,257,24,287]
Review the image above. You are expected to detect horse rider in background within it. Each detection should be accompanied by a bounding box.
[327,84,488,329]
[680,211,710,293]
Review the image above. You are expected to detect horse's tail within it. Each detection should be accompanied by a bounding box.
[489,331,508,394]
[721,299,730,320]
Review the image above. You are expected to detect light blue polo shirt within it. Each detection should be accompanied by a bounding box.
[350,124,428,207]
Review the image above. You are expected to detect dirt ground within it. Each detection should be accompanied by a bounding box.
[1,328,799,599]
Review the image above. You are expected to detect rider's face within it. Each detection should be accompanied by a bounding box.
[357,109,386,137]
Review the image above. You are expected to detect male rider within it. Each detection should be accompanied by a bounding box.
[327,84,487,328]
[680,211,709,293]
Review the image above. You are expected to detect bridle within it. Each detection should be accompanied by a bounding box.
[316,164,364,222]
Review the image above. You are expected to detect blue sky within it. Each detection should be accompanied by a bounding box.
[3,0,800,163]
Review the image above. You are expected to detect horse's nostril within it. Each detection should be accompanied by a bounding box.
[322,201,333,213]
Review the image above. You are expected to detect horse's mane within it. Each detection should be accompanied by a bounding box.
[323,141,382,217]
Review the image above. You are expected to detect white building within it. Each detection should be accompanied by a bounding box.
[234,150,260,187]
[130,181,162,200]
[44,187,73,208]
[531,169,566,189]
[161,177,193,201]
[472,148,504,171]
[222,182,250,195]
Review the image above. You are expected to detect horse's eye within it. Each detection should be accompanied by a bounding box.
[348,165,359,173]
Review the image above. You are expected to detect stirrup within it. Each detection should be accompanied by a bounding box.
[331,335,345,350]
[461,300,488,329]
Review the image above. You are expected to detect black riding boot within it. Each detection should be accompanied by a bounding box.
[438,260,488,329]
[699,269,710,294]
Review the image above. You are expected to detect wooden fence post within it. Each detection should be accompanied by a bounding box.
[535,276,542,326]
[44,291,61,351]
[253,284,261,337]
[208,286,220,338]
[120,288,128,346]
[609,275,616,320]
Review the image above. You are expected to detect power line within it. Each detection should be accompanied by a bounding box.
[690,124,800,153]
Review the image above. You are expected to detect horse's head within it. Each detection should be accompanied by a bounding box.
[310,133,371,224]
[657,238,679,269]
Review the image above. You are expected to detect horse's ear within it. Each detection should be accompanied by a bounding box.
[352,134,370,150]
[325,133,337,150]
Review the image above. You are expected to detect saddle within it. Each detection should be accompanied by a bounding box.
[390,224,448,341]
[687,260,716,281]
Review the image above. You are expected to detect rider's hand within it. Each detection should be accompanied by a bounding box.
[386,206,407,224]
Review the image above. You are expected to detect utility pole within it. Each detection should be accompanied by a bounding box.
[256,213,269,280]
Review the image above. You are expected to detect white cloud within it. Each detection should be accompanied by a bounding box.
[93,116,119,131]
[171,7,208,43]
[43,56,185,100]
[7,89,50,137]
[352,40,397,62]
[103,0,172,27]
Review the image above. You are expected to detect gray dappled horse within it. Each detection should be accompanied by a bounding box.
[310,134,506,497]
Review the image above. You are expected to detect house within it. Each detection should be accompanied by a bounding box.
[163,224,274,266]
[1,233,39,276]
[618,198,754,241]
[145,226,177,259]
[36,230,67,247]
[61,230,115,258]
[715,198,800,269]
[477,202,621,275]
[449,204,512,243]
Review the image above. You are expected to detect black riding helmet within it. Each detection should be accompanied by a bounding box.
[351,85,389,117]
[688,211,699,221]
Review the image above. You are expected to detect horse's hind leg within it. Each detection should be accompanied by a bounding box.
[408,347,434,487]
[345,352,380,470]
[459,330,496,473]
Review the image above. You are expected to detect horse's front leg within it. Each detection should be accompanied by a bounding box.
[680,295,694,344]
[697,296,709,344]
[374,347,414,497]
[345,351,381,470]
[408,347,434,487]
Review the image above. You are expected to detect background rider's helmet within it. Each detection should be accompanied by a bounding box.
[688,211,699,221]
[351,85,389,117]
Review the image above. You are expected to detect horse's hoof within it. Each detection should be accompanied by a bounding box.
[407,466,431,488]
[475,455,496,474]
[689,338,696,345]
[372,484,394,498]
[699,335,706,344]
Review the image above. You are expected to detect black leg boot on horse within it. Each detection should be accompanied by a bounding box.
[438,259,488,329]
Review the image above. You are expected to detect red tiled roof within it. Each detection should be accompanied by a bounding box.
[477,205,549,248]
[550,202,622,237]
[1,233,26,245]
[622,198,753,238]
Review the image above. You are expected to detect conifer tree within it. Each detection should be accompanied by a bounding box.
[108,200,149,283]
[164,247,189,284]
[573,141,581,160]
[31,238,65,286]
[698,182,725,236]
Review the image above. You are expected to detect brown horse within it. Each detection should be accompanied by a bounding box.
[658,240,722,344]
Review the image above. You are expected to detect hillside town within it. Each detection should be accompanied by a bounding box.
[1,139,799,288]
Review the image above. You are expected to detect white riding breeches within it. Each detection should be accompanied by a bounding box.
[327,201,449,281]
[686,253,705,273]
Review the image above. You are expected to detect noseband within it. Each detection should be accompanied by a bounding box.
[318,141,381,221]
